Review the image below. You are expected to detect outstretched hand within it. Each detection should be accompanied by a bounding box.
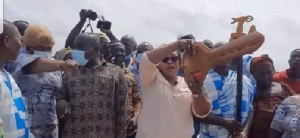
[59,60,79,72]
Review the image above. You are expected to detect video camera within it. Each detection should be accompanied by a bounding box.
[82,9,112,32]
[97,16,112,30]
[86,9,98,21]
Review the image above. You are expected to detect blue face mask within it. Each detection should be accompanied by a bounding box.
[71,50,89,66]
[34,51,52,58]
[124,54,132,60]
[136,53,143,63]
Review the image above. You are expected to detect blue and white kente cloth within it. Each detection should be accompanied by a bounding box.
[199,70,256,138]
[0,70,29,138]
[242,54,255,83]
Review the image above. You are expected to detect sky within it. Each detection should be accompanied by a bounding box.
[4,0,300,70]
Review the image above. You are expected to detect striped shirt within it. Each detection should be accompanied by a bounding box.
[199,70,256,138]
[0,70,29,138]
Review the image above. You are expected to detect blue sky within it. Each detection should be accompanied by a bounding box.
[4,0,300,70]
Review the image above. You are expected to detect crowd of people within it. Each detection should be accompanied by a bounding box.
[0,9,300,138]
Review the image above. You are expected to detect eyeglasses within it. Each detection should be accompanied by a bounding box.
[162,56,179,63]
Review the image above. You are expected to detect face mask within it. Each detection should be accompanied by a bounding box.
[136,53,143,63]
[34,51,51,58]
[124,54,132,60]
[72,50,89,66]
[20,46,26,53]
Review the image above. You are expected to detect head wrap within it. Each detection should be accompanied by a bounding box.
[99,32,110,42]
[250,54,274,74]
[23,24,54,47]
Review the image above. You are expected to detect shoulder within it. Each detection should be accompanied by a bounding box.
[273,70,288,79]
[280,83,296,95]
[281,95,298,106]
[286,95,300,104]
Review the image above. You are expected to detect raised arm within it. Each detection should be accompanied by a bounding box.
[100,29,119,41]
[65,9,88,48]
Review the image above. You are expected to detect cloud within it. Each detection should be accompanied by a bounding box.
[4,0,300,70]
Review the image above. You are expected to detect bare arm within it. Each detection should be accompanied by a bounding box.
[197,114,243,135]
[101,29,119,41]
[243,111,253,135]
[196,114,228,127]
[65,19,86,48]
[65,9,88,48]
[146,42,178,64]
[189,85,212,118]
[23,58,77,74]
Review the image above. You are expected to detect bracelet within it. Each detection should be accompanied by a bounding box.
[193,93,200,98]
[58,62,63,71]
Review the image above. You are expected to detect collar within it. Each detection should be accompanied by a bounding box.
[80,61,108,70]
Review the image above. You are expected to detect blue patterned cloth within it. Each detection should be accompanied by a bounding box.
[242,55,255,82]
[13,53,61,138]
[0,70,29,138]
[199,69,256,138]
[271,96,300,138]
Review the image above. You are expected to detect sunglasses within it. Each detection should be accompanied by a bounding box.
[162,56,179,63]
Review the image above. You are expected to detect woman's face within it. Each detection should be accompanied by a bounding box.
[158,52,180,79]
[26,44,53,52]
[253,64,274,88]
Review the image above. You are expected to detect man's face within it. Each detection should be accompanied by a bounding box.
[109,43,125,67]
[158,52,180,79]
[136,43,153,54]
[73,35,100,60]
[122,39,136,56]
[253,64,274,87]
[214,61,230,75]
[289,50,300,70]
[6,33,22,61]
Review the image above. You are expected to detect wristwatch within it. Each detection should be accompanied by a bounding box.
[192,87,205,98]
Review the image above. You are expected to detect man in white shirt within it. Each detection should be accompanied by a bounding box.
[0,20,29,138]
[136,40,212,138]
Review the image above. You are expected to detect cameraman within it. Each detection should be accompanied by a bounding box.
[65,9,118,49]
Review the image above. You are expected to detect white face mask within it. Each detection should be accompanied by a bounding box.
[34,51,52,58]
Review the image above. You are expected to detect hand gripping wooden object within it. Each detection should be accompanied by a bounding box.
[183,20,264,82]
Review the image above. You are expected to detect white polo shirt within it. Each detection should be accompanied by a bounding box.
[136,54,194,138]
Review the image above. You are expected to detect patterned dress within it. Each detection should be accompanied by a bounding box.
[58,63,128,138]
[13,53,61,138]
[123,69,141,136]
[249,83,294,138]
[271,95,300,138]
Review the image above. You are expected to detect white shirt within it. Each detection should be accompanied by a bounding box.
[136,54,194,138]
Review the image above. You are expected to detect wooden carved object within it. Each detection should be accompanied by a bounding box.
[183,16,264,82]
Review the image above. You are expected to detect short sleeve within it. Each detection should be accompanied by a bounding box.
[270,97,291,132]
[139,54,159,91]
[13,53,41,77]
